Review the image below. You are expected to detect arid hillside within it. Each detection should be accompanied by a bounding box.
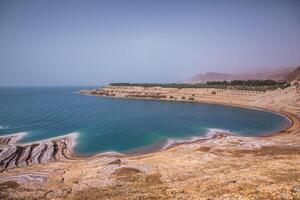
[286,66,300,82]
[185,66,298,83]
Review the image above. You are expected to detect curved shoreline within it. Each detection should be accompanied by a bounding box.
[81,92,295,131]
[1,86,299,200]
[125,105,295,156]
[80,91,294,131]
[0,88,298,170]
[75,95,298,159]
[77,88,299,155]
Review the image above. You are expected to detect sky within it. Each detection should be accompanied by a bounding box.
[0,0,300,86]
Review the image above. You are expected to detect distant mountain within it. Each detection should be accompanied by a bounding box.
[286,66,300,82]
[185,66,298,83]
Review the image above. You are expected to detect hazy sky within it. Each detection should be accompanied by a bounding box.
[0,0,300,86]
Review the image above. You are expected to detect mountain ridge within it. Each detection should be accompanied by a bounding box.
[185,66,299,83]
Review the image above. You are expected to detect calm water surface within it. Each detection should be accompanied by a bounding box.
[0,87,290,155]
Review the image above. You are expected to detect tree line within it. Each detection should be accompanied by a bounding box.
[110,80,291,91]
[206,80,289,86]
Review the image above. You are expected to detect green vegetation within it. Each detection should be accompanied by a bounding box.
[207,80,288,86]
[110,80,291,91]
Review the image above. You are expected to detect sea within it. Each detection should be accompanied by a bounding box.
[0,86,290,155]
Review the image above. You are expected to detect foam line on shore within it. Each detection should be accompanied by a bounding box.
[0,132,28,138]
[0,132,28,145]
[92,151,125,158]
[19,132,79,146]
[162,128,236,150]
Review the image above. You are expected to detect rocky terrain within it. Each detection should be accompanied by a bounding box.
[0,133,77,172]
[1,85,300,199]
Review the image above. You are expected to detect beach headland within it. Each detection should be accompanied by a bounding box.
[1,85,300,199]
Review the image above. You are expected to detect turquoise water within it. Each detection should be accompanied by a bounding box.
[0,86,290,155]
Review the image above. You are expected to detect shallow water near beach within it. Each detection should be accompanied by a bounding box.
[0,86,290,155]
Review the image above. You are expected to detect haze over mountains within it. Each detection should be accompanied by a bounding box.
[185,66,300,83]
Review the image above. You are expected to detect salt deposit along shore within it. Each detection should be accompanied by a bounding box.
[1,85,300,199]
[0,133,78,172]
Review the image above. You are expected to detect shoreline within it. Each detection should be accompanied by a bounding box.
[1,89,296,164]
[80,91,296,132]
[79,90,293,129]
[76,85,300,154]
[1,100,294,154]
[1,85,300,199]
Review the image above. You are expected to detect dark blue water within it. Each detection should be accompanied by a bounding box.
[0,87,290,155]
